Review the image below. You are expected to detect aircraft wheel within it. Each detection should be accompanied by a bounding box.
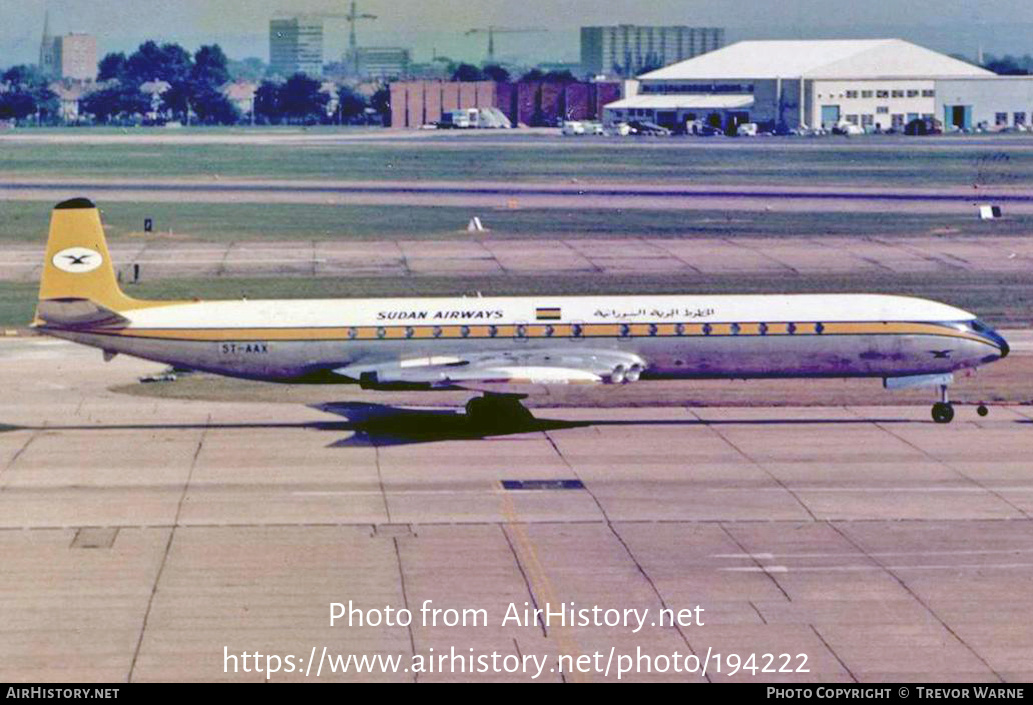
[977,404,989,417]
[931,402,955,424]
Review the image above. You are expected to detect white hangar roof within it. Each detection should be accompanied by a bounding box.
[605,95,754,110]
[640,39,994,81]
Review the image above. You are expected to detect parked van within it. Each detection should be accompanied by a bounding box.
[439,110,471,129]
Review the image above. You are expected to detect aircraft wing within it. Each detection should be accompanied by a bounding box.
[333,349,648,390]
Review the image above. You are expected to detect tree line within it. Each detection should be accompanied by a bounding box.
[1,40,388,125]
[0,65,58,121]
[447,63,579,83]
[84,42,238,124]
[982,54,1033,76]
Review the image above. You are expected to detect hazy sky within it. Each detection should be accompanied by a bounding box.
[3,0,1033,67]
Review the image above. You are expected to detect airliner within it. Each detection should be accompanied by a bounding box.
[34,198,1009,425]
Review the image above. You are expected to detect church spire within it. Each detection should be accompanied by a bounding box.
[39,9,55,75]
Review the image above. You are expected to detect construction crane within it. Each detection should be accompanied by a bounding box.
[344,2,377,69]
[465,26,547,64]
[291,2,377,72]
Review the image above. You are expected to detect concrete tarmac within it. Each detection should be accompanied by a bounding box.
[3,234,1033,282]
[1,338,1032,682]
[6,178,1033,214]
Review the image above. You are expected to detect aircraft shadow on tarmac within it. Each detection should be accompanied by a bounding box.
[0,407,933,449]
[311,402,588,447]
[312,403,933,447]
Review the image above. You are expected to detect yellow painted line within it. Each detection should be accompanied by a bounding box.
[500,492,588,683]
[79,321,995,347]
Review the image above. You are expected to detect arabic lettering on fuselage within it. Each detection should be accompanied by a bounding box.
[594,307,716,320]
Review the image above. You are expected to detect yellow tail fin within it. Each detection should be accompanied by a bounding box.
[35,198,140,323]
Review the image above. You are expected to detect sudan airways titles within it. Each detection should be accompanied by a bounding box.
[377,308,505,321]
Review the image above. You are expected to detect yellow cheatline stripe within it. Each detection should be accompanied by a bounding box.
[500,492,588,683]
[81,320,995,347]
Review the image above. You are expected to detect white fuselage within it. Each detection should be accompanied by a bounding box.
[40,293,1009,385]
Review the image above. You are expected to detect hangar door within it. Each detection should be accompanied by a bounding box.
[944,105,972,130]
[820,105,841,129]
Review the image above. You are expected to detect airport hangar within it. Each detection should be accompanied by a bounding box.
[603,39,1033,133]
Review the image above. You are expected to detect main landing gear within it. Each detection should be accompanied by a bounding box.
[931,383,954,424]
[931,386,991,424]
[465,394,535,428]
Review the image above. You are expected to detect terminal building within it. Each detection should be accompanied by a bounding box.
[603,39,1033,133]
[389,80,620,128]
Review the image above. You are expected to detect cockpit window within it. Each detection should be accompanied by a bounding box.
[951,320,993,334]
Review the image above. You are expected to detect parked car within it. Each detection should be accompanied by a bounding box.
[561,120,586,136]
[831,121,865,136]
[904,117,943,136]
[736,122,759,137]
[627,120,672,136]
[683,119,723,136]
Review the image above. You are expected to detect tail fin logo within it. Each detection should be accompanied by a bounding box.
[52,247,103,274]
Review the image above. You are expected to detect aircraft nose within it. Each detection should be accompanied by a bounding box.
[985,328,1009,359]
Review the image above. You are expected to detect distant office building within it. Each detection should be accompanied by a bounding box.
[581,25,724,77]
[54,34,97,81]
[355,47,411,79]
[269,16,324,77]
[38,11,97,81]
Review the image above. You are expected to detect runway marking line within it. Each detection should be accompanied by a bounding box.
[501,492,588,683]
[723,562,1033,573]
